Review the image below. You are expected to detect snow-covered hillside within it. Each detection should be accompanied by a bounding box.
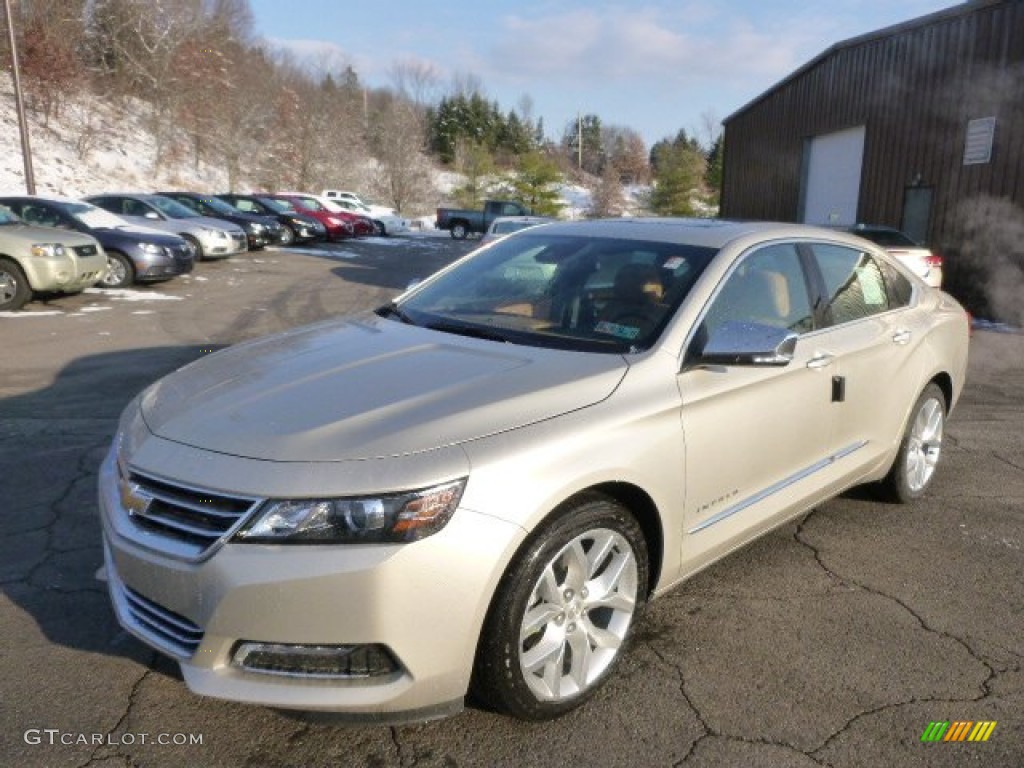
[0,83,641,217]
[0,83,235,198]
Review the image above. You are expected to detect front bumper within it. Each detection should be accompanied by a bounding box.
[98,447,525,717]
[135,244,194,282]
[199,231,247,258]
[22,243,107,293]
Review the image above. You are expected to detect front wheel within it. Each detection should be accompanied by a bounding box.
[879,383,946,502]
[183,235,204,262]
[372,220,386,236]
[450,222,468,239]
[0,259,32,311]
[101,252,135,288]
[472,494,648,720]
[279,225,296,246]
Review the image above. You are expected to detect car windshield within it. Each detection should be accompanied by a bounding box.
[62,202,127,229]
[390,233,717,353]
[197,196,243,215]
[148,195,200,219]
[0,205,21,225]
[258,197,293,212]
[295,197,326,212]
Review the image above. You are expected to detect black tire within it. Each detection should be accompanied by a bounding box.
[182,235,204,262]
[372,220,386,236]
[451,222,468,239]
[101,252,135,288]
[472,494,648,720]
[279,226,296,246]
[879,383,947,503]
[0,258,32,311]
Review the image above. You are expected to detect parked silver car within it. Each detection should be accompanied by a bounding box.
[99,219,969,722]
[85,194,248,260]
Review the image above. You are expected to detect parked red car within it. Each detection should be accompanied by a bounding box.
[267,194,372,239]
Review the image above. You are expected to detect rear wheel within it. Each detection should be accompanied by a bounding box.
[473,494,648,720]
[879,383,946,502]
[372,220,386,236]
[101,252,134,288]
[451,222,468,239]
[0,259,31,311]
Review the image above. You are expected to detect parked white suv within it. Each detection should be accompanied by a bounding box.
[0,204,107,311]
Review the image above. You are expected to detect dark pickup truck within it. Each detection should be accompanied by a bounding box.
[435,200,531,239]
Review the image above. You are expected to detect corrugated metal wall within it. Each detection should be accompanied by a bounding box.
[721,0,1024,252]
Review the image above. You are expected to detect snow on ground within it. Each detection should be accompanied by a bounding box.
[84,287,183,301]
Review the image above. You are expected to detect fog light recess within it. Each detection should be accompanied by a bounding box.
[231,642,400,679]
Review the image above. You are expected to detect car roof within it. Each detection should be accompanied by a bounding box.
[534,218,870,249]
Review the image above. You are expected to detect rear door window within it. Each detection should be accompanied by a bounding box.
[809,244,891,326]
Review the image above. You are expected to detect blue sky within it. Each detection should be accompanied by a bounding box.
[247,0,955,148]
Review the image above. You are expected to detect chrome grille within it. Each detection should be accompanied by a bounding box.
[121,584,203,658]
[121,468,261,560]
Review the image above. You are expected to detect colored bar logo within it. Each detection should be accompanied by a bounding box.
[921,721,997,742]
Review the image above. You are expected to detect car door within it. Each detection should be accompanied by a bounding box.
[802,242,924,468]
[677,242,834,564]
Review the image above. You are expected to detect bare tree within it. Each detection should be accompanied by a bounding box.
[367,94,434,213]
[389,58,442,108]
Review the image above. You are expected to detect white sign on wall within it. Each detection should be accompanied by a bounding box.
[964,117,996,165]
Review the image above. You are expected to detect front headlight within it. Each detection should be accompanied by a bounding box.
[30,243,67,258]
[235,479,467,544]
[141,243,163,255]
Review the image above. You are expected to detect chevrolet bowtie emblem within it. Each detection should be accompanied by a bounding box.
[120,478,154,516]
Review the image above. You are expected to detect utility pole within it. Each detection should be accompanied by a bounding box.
[3,0,35,193]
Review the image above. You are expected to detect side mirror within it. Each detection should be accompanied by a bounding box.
[695,321,798,367]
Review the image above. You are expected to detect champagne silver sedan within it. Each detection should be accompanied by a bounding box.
[98,219,969,722]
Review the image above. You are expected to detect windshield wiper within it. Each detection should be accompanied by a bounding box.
[424,320,510,344]
[375,302,416,325]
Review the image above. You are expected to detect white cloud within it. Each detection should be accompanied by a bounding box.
[484,5,858,88]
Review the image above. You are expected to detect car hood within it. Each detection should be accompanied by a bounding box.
[0,224,98,247]
[94,225,185,246]
[140,314,628,462]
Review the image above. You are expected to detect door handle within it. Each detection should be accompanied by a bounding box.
[806,352,834,369]
[892,329,912,345]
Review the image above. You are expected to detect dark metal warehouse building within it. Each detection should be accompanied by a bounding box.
[720,0,1023,311]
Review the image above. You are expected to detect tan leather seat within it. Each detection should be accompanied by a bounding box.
[596,263,666,337]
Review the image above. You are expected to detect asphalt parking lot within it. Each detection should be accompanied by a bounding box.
[1,233,1021,768]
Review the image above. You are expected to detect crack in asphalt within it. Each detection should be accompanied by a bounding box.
[77,663,155,768]
[18,436,110,593]
[994,452,1024,474]
[389,726,406,767]
[645,642,831,766]
[792,509,1000,755]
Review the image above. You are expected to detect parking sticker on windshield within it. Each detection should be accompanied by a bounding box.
[595,321,641,340]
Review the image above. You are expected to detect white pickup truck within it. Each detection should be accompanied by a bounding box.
[0,204,107,311]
